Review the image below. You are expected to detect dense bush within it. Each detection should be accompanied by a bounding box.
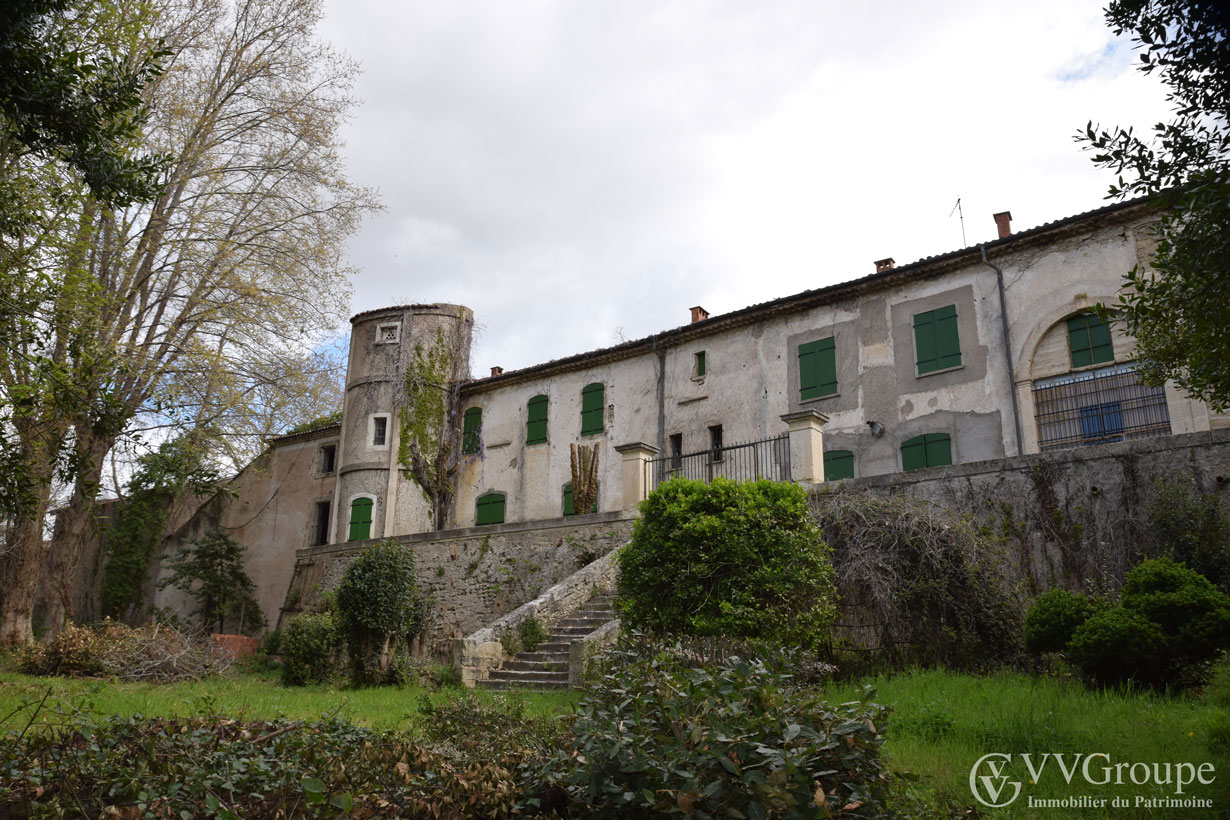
[1024,588,1100,654]
[280,612,340,686]
[1121,557,1230,683]
[1067,608,1167,688]
[1145,478,1230,591]
[16,621,230,682]
[0,710,538,820]
[543,642,892,818]
[335,540,432,686]
[1050,559,1230,689]
[618,478,837,649]
[811,491,1024,672]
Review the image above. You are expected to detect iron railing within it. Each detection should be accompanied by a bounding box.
[1033,362,1170,451]
[645,434,791,493]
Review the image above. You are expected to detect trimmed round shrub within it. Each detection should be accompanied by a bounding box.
[1121,557,1230,682]
[280,612,338,686]
[1024,589,1100,654]
[1067,607,1167,688]
[617,478,837,650]
[336,540,432,686]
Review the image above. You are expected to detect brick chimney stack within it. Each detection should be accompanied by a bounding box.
[874,257,895,272]
[690,306,709,323]
[490,366,504,376]
[993,211,1013,239]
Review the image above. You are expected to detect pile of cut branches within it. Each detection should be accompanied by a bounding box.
[17,621,231,682]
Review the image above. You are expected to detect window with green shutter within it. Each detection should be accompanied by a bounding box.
[798,337,837,400]
[694,351,706,378]
[900,433,953,472]
[526,395,548,444]
[476,492,505,525]
[913,305,962,375]
[823,449,855,481]
[581,382,604,435]
[1067,313,1114,368]
[562,483,597,516]
[462,407,482,454]
[347,497,373,541]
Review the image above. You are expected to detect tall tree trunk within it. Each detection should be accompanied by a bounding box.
[0,441,59,645]
[43,434,111,636]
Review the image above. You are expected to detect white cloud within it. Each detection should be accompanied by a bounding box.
[318,0,1172,374]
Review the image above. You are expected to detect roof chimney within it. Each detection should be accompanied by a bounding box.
[874,257,895,272]
[993,211,1012,239]
[490,366,503,377]
[690,305,709,323]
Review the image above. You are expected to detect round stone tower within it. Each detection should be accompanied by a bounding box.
[333,303,473,542]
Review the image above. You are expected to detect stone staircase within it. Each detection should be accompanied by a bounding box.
[479,592,616,690]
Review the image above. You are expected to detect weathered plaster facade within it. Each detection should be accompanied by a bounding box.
[151,197,1227,632]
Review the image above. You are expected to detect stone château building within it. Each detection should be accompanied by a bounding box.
[151,196,1227,632]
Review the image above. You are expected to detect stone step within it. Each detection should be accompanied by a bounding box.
[553,618,610,630]
[519,650,569,662]
[479,678,570,691]
[535,641,573,652]
[503,659,569,673]
[486,669,569,685]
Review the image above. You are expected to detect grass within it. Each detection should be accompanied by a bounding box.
[0,665,578,734]
[4,655,1228,819]
[825,665,1230,819]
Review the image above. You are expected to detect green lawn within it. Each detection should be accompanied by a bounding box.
[826,667,1230,819]
[4,662,1226,819]
[0,666,578,734]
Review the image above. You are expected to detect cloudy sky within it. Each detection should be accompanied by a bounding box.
[316,0,1170,376]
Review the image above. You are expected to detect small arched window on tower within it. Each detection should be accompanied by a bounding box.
[348,497,374,541]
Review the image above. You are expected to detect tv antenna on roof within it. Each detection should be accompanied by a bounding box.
[949,197,967,247]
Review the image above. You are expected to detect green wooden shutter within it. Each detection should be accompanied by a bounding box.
[901,434,952,471]
[581,382,604,435]
[901,436,927,471]
[915,305,961,374]
[696,351,706,377]
[823,449,855,480]
[1067,313,1114,368]
[934,306,962,370]
[476,492,505,525]
[526,395,548,444]
[347,497,373,541]
[563,483,596,516]
[798,337,837,400]
[462,407,482,454]
[924,433,952,467]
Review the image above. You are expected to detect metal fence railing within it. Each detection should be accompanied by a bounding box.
[1033,362,1170,451]
[645,434,791,493]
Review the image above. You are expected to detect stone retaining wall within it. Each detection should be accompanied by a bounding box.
[280,511,635,659]
[818,429,1230,593]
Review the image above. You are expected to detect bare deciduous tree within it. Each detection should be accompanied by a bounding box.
[0,0,377,644]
